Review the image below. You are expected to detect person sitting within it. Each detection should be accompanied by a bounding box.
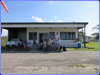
[48,39,52,51]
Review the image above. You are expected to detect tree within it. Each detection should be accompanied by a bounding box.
[78,31,86,35]
[92,24,99,39]
[92,24,99,30]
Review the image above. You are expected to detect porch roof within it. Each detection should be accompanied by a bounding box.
[1,22,88,28]
[1,22,88,25]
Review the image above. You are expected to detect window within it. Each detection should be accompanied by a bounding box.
[29,32,37,40]
[65,33,67,39]
[68,33,72,40]
[72,32,75,39]
[60,32,66,40]
[50,32,55,40]
[60,32,75,40]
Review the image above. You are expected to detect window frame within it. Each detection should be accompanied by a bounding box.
[29,32,37,40]
[49,32,55,40]
[60,32,76,40]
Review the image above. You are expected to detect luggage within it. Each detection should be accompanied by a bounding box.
[25,46,29,51]
[43,47,47,52]
[60,46,62,50]
[40,45,43,50]
[37,48,40,50]
[63,46,67,51]
[47,46,49,50]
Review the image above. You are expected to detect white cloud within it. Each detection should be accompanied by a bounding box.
[56,20,63,22]
[32,16,44,22]
[50,1,53,2]
[32,16,63,22]
[50,20,53,22]
[55,16,57,19]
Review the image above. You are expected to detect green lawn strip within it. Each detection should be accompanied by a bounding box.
[76,64,86,68]
[1,41,6,46]
[94,68,99,73]
[67,42,99,51]
[69,64,86,68]
[69,65,74,67]
[1,38,8,46]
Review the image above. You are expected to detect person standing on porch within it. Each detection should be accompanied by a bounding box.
[54,38,57,51]
[48,39,52,51]
[57,38,61,52]
[43,39,46,51]
[33,39,36,50]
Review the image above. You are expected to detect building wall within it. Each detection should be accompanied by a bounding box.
[18,29,26,41]
[87,37,93,41]
[27,27,78,43]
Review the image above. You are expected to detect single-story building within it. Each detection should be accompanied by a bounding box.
[1,22,88,48]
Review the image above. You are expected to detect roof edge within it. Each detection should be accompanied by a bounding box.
[1,22,88,25]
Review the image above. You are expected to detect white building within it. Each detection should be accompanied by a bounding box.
[1,22,88,48]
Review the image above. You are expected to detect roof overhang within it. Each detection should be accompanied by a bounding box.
[1,22,88,28]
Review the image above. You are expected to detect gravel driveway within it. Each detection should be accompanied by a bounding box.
[1,51,99,74]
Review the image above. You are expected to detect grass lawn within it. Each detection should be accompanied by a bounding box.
[67,42,99,51]
[1,37,8,50]
[1,37,99,51]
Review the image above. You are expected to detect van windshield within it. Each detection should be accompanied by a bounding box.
[11,39,18,41]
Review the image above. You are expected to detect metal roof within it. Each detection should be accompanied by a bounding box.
[1,22,88,25]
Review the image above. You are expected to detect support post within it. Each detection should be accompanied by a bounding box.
[84,25,86,48]
[8,29,10,41]
[82,28,83,42]
[77,28,79,39]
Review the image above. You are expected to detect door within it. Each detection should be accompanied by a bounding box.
[43,33,49,43]
[39,34,43,43]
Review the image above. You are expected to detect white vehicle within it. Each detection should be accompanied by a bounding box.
[6,38,23,48]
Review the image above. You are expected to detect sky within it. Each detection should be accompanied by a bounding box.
[1,1,99,36]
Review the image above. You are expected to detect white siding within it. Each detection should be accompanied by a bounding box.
[27,27,78,43]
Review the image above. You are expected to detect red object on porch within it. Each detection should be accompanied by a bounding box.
[25,46,29,51]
